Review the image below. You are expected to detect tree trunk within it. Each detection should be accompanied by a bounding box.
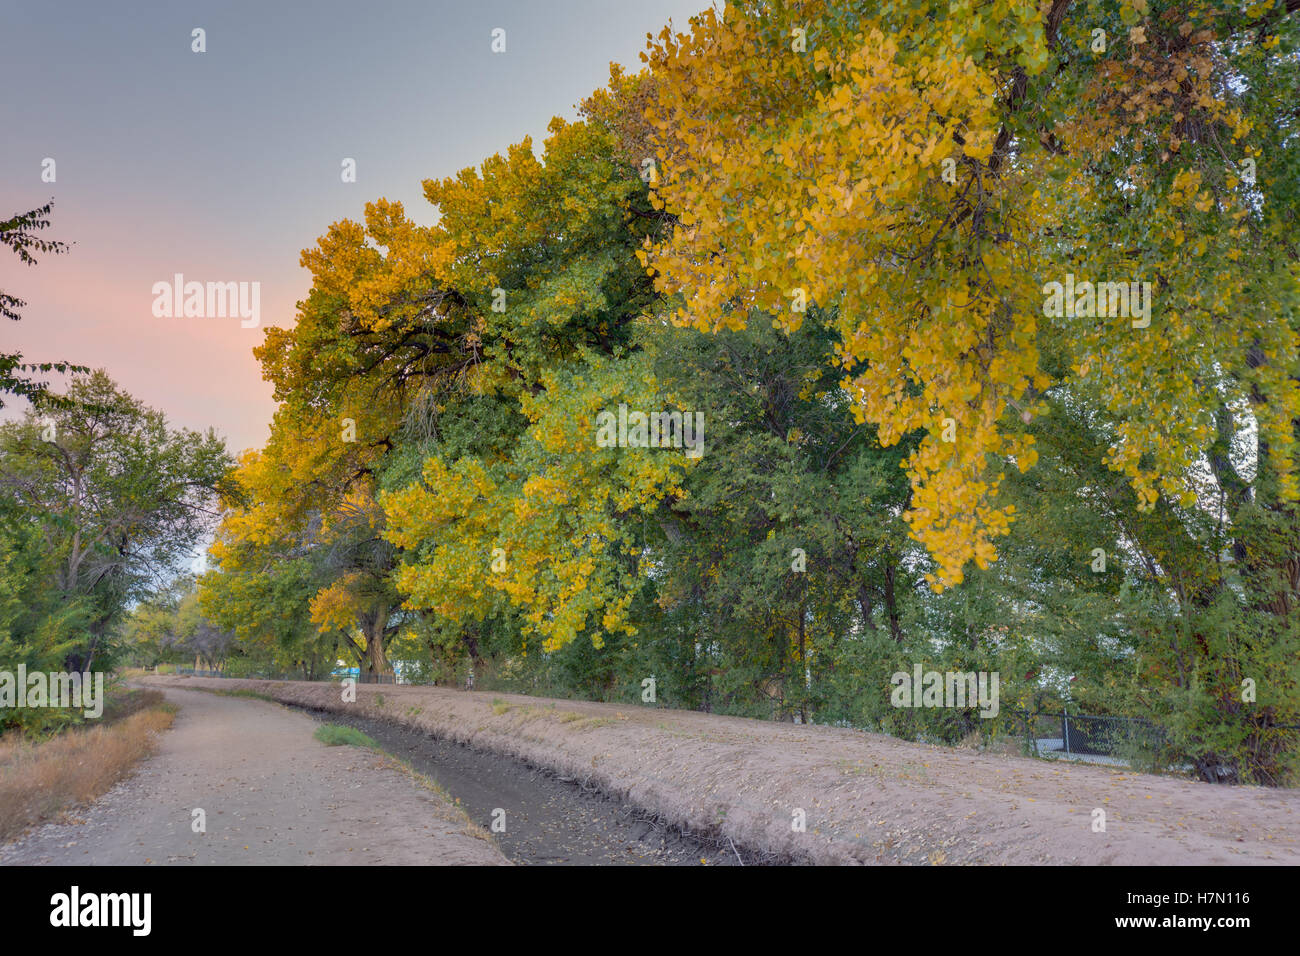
[363,608,390,676]
[883,551,903,642]
[857,586,877,632]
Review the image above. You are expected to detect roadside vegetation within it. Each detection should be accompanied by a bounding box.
[0,688,176,842]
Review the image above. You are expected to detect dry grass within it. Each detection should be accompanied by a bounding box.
[0,703,176,843]
[101,687,169,723]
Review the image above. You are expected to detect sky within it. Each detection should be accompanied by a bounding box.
[0,0,708,456]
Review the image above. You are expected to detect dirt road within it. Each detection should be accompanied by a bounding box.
[0,687,507,866]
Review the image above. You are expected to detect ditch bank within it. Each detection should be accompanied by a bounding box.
[144,676,1300,865]
[301,706,756,865]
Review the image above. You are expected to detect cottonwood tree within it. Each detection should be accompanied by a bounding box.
[0,371,231,671]
[637,0,1299,591]
[381,116,686,654]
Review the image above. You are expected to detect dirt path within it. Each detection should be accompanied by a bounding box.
[0,687,507,866]
[145,677,1300,865]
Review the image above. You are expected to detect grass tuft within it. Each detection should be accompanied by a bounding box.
[314,724,376,748]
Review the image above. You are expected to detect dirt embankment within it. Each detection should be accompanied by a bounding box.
[144,676,1300,865]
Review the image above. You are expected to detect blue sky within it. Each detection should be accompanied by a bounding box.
[0,0,708,454]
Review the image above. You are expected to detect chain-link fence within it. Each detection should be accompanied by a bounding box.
[1011,708,1300,770]
[1011,709,1166,761]
[1060,712,1167,757]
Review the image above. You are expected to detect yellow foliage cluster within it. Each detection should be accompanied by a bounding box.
[635,0,1299,587]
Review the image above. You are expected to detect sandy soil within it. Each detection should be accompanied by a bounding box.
[139,676,1300,866]
[0,686,507,866]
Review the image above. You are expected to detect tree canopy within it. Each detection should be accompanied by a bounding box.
[188,0,1300,784]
